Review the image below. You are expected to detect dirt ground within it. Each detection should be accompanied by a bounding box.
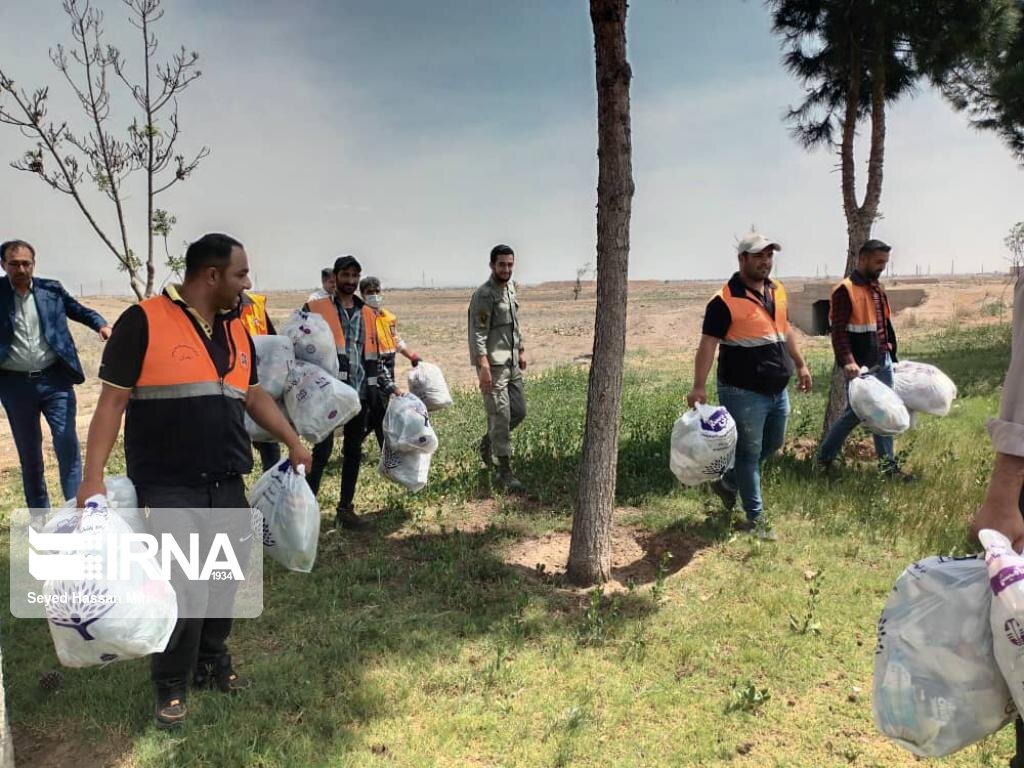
[0,274,1011,475]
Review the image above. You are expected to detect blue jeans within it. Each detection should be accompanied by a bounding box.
[717,382,790,521]
[818,354,896,466]
[0,367,81,509]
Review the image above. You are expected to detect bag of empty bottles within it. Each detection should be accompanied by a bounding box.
[407,361,453,411]
[668,403,737,486]
[283,360,361,444]
[252,334,295,399]
[281,309,339,378]
[382,393,438,454]
[849,372,911,436]
[873,554,1013,757]
[41,499,177,668]
[250,462,320,573]
[893,360,957,417]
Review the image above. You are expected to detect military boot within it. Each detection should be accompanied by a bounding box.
[495,457,527,494]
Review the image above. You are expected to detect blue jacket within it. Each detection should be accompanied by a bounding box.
[0,277,108,384]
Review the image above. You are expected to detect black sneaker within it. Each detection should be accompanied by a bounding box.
[709,478,737,512]
[155,694,187,729]
[335,504,367,530]
[194,655,251,693]
[881,462,915,483]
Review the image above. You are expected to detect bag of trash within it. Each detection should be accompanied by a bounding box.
[849,373,911,436]
[244,400,291,443]
[407,361,453,411]
[378,440,431,492]
[668,404,737,486]
[281,309,339,378]
[252,335,295,400]
[980,529,1024,717]
[383,394,438,454]
[283,360,361,444]
[50,476,146,535]
[250,462,320,573]
[893,361,957,417]
[873,553,1013,757]
[41,498,177,668]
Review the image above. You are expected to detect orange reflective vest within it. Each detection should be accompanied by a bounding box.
[134,295,252,402]
[307,297,385,385]
[829,276,894,368]
[712,276,794,394]
[239,292,269,336]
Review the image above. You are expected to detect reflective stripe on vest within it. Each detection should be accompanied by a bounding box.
[239,293,269,336]
[716,280,789,347]
[133,295,252,400]
[829,278,890,332]
[307,298,381,359]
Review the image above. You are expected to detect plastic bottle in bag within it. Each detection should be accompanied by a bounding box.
[283,360,362,443]
[849,373,910,436]
[668,403,737,486]
[281,309,340,378]
[249,463,321,573]
[252,334,295,400]
[382,393,438,454]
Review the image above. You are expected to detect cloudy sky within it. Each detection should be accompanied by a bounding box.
[0,0,1020,293]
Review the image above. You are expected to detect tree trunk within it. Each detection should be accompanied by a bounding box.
[566,0,634,587]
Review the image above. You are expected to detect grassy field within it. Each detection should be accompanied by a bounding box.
[2,320,1019,767]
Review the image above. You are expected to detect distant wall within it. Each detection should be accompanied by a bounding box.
[787,281,926,335]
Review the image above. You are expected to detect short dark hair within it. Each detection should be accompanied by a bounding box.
[858,239,892,256]
[359,276,381,294]
[490,244,514,265]
[333,255,361,274]
[321,267,333,280]
[184,233,244,277]
[0,239,35,262]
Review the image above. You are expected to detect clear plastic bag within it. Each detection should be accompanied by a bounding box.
[849,373,911,436]
[382,394,438,454]
[378,440,431,492]
[249,463,321,573]
[43,500,177,668]
[668,404,737,486]
[980,529,1024,717]
[252,334,295,400]
[244,399,291,443]
[281,309,340,378]
[873,553,1014,757]
[407,361,453,411]
[893,361,957,417]
[283,360,362,444]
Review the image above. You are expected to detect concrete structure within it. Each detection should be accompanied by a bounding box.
[787,280,926,336]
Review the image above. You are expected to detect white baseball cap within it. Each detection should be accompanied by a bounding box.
[736,232,781,255]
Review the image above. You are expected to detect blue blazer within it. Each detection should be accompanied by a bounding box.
[0,277,108,384]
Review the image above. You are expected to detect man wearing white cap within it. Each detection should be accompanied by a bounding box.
[685,232,812,540]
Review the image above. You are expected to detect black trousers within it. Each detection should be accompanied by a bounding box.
[254,441,281,473]
[137,477,252,697]
[308,395,385,509]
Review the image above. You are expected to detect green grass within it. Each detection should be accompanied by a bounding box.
[2,323,1018,767]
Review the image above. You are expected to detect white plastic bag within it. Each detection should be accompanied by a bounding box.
[668,404,737,486]
[43,500,177,668]
[873,554,1013,757]
[281,309,339,378]
[252,334,295,400]
[980,529,1024,717]
[893,361,957,417]
[283,360,361,444]
[250,463,321,573]
[383,394,438,454]
[50,476,146,535]
[378,440,431,492]
[244,399,290,443]
[407,362,453,411]
[849,373,911,436]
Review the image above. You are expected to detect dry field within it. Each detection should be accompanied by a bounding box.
[1,274,1011,476]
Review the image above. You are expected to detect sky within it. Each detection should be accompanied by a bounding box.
[0,0,1020,293]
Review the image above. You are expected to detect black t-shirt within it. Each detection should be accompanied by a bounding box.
[100,304,258,389]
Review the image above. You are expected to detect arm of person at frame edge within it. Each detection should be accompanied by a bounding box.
[785,326,813,392]
[686,334,719,408]
[76,384,131,507]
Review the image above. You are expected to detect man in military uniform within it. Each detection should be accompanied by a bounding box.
[468,244,527,492]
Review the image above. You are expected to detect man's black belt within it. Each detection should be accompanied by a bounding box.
[0,362,61,380]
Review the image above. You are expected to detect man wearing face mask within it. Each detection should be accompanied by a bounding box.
[468,244,528,493]
[79,232,312,729]
[686,232,812,541]
[817,239,911,480]
[305,256,396,528]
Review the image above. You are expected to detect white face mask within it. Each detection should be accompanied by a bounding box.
[365,294,385,310]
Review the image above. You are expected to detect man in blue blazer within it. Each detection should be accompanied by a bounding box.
[0,240,111,517]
